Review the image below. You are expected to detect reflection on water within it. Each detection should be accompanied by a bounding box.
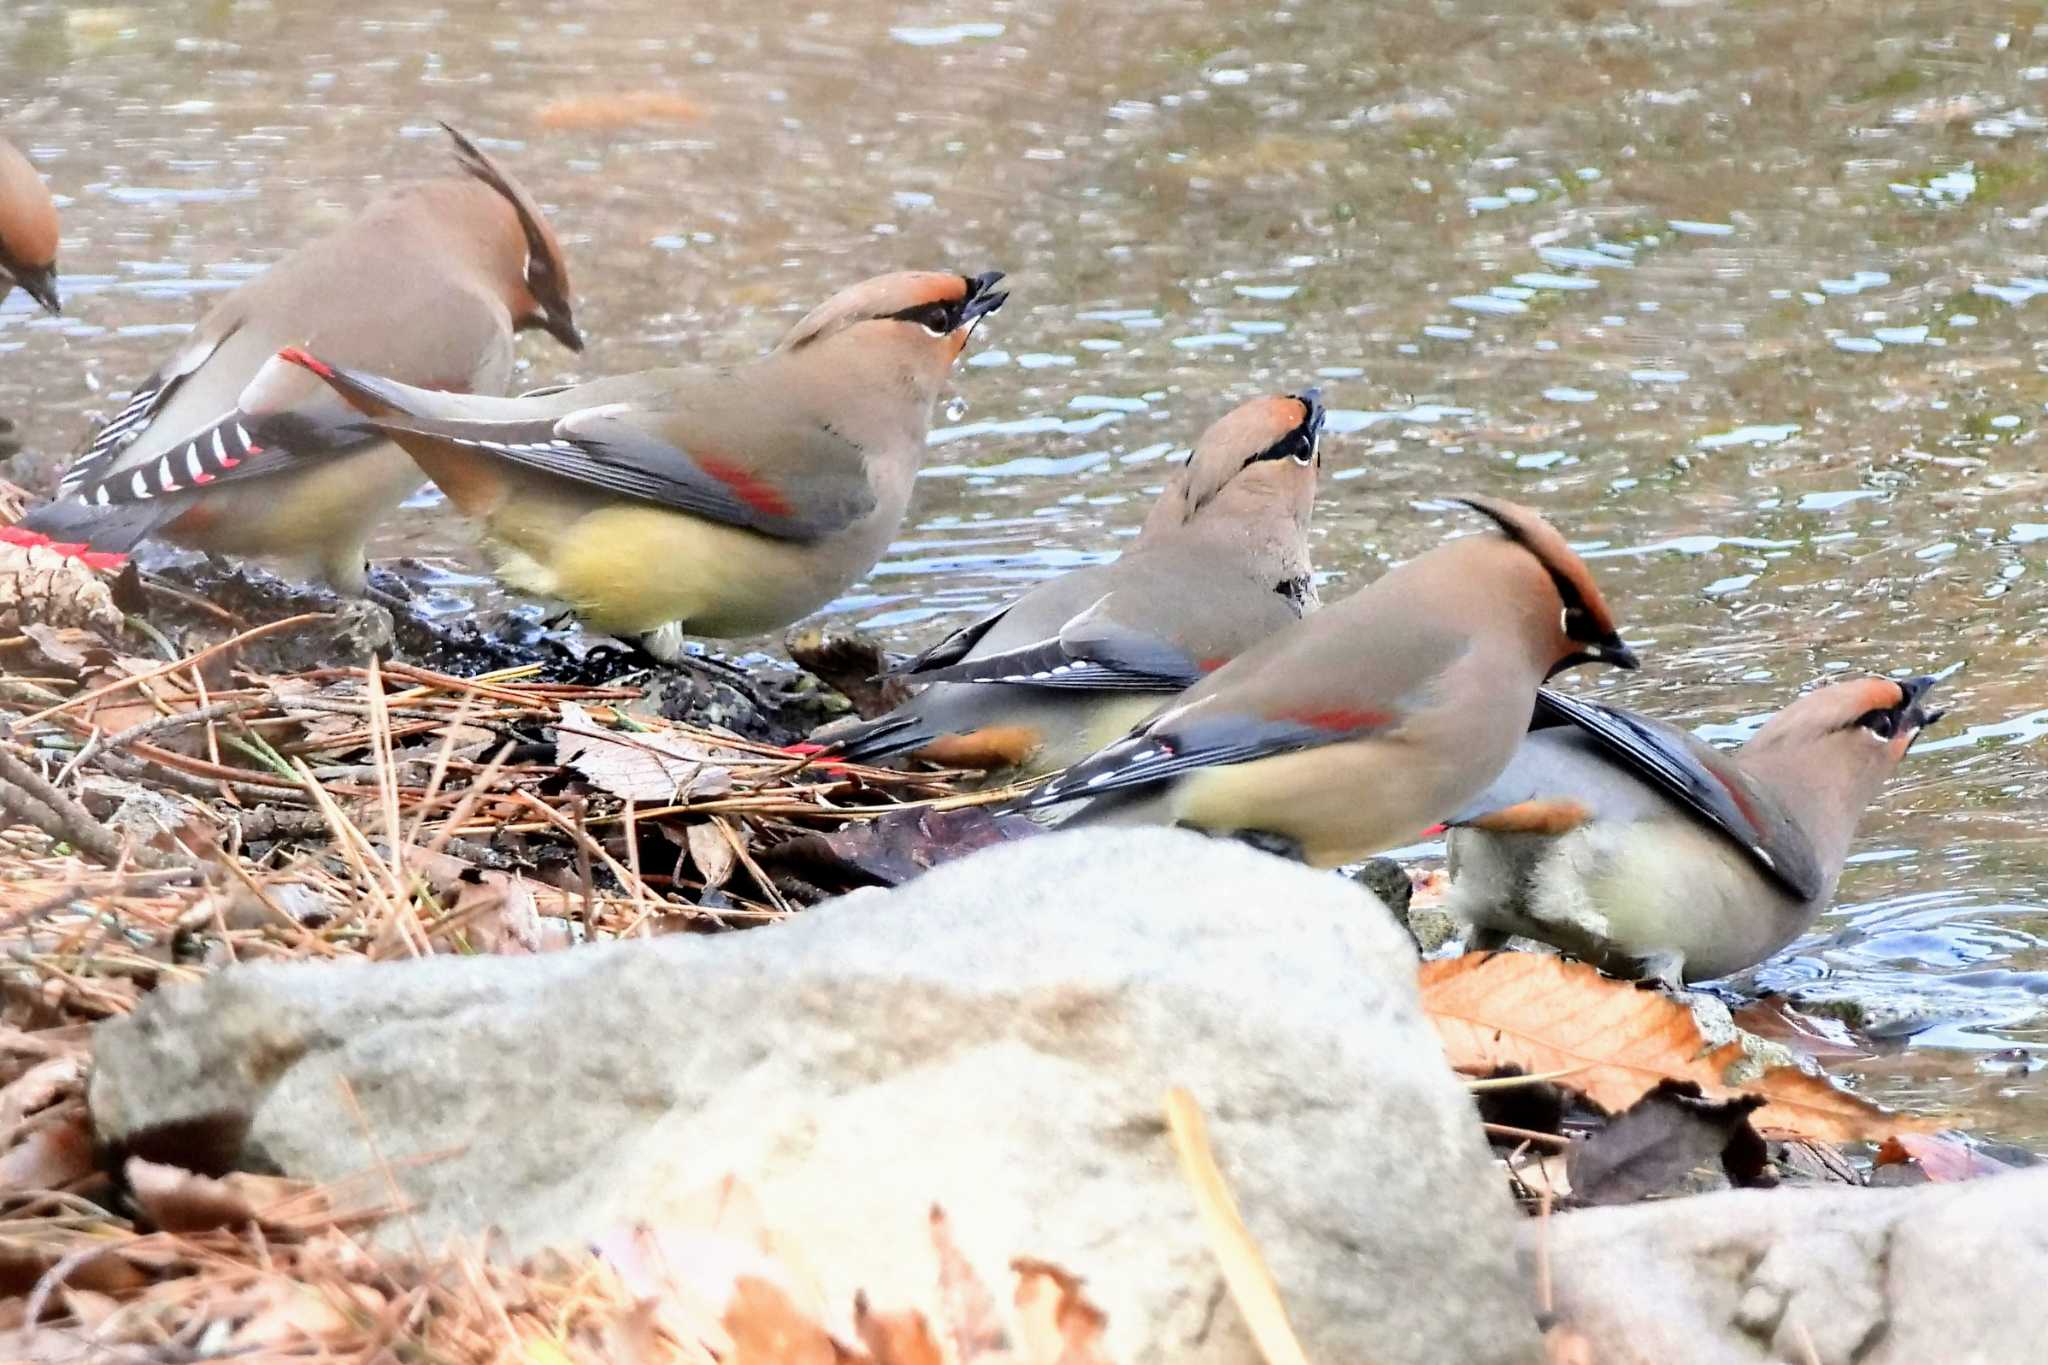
[4,0,2045,1140]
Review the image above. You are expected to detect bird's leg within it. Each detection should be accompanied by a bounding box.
[1629,949,1689,993]
[1465,926,1515,954]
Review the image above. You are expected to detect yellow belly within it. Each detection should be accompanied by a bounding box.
[1170,739,1450,868]
[487,500,848,638]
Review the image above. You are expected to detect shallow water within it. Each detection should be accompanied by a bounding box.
[3,1,2045,1142]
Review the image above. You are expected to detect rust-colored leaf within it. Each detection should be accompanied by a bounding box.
[724,1276,861,1365]
[1875,1132,2022,1182]
[1419,953,1923,1143]
[854,1291,944,1365]
[1011,1258,1111,1365]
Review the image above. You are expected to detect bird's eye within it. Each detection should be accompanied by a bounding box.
[1854,707,1898,739]
[890,301,956,335]
[1561,605,1593,642]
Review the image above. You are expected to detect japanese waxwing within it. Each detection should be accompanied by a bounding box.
[817,390,1325,778]
[275,269,1008,651]
[1445,676,1944,985]
[0,124,580,591]
[1023,497,1639,866]
[0,134,60,315]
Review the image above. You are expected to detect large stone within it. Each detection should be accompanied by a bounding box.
[91,828,1539,1365]
[1529,1168,2048,1364]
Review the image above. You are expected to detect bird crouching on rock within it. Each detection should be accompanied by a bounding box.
[1444,675,1945,985]
[814,389,1325,779]
[1020,496,1639,865]
[279,269,1008,657]
[0,133,60,316]
[0,124,582,592]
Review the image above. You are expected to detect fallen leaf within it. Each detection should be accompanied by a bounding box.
[0,1056,83,1131]
[404,846,577,956]
[0,1115,94,1191]
[19,623,106,674]
[1565,1079,1769,1205]
[686,820,739,892]
[766,806,1042,888]
[1010,1259,1111,1365]
[786,628,913,720]
[854,1293,944,1365]
[1420,953,1923,1143]
[536,90,703,130]
[126,1157,271,1232]
[724,1275,858,1365]
[929,1207,1008,1360]
[558,700,736,803]
[1874,1132,2027,1183]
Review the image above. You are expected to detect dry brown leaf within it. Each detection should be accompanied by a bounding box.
[853,1293,944,1365]
[724,1276,860,1365]
[558,700,736,803]
[687,820,740,892]
[0,1056,83,1131]
[536,91,703,130]
[127,1157,267,1232]
[1420,954,1925,1143]
[1875,1132,2020,1182]
[930,1206,1008,1360]
[0,1115,94,1191]
[221,1277,357,1349]
[404,846,577,956]
[1011,1259,1111,1365]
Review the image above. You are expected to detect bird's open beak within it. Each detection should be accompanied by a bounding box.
[956,270,1008,329]
[1892,674,1944,754]
[13,263,59,316]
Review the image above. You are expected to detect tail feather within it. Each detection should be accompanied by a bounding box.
[277,347,536,436]
[817,713,932,765]
[5,491,186,568]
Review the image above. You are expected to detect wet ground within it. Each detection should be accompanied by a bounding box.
[3,0,2046,1142]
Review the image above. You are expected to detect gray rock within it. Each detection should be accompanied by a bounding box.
[92,828,1539,1365]
[1529,1168,2048,1364]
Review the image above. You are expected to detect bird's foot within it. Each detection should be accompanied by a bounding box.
[1628,949,1689,993]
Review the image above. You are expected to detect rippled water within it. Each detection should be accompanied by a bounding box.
[4,0,2046,1142]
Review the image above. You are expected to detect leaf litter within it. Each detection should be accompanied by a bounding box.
[0,498,1996,1357]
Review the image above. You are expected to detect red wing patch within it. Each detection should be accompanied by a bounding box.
[1273,707,1392,732]
[697,455,795,520]
[1198,657,1230,673]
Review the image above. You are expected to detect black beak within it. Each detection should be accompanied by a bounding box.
[1550,635,1639,678]
[12,263,60,316]
[540,305,584,353]
[1600,637,1641,671]
[1897,674,1944,735]
[956,269,1008,327]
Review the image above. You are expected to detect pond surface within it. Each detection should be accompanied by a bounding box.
[4,0,2045,1143]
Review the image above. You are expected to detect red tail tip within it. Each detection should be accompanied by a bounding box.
[0,525,126,572]
[276,346,335,380]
